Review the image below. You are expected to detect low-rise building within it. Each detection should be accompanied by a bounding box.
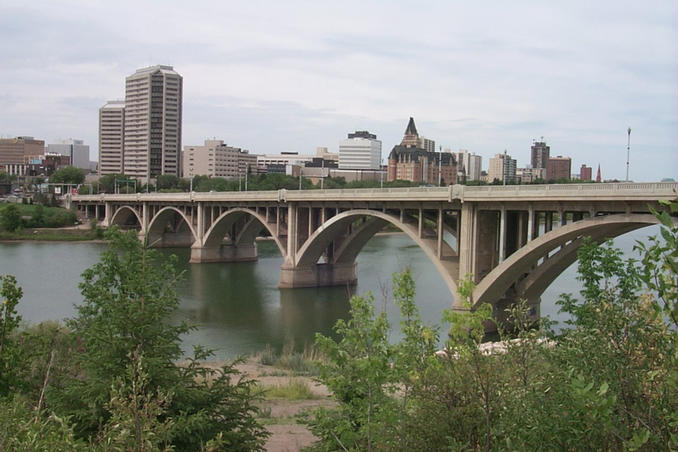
[183,139,256,179]
[0,136,45,167]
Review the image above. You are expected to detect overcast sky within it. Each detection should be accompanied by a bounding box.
[1,0,676,181]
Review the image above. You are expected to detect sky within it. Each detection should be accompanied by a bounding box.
[1,0,677,182]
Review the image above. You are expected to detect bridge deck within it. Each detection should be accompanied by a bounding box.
[72,182,678,204]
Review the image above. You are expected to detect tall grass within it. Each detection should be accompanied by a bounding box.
[260,379,317,400]
[254,340,323,375]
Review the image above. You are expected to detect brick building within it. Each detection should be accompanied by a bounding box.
[387,117,456,185]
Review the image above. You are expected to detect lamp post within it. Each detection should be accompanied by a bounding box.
[438,146,442,187]
[626,127,631,182]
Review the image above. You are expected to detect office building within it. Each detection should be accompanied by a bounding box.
[488,151,517,183]
[123,65,182,181]
[456,149,482,181]
[99,100,125,175]
[47,138,90,170]
[531,140,550,170]
[580,164,592,181]
[183,139,256,179]
[0,136,44,167]
[338,131,382,170]
[546,156,571,181]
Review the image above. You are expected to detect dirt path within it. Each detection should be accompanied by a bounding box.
[234,361,334,452]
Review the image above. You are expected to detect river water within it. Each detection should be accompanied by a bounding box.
[0,227,658,359]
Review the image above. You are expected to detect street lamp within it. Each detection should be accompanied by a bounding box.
[626,127,631,182]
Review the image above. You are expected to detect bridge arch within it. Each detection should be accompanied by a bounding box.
[146,206,198,247]
[472,213,662,308]
[110,205,142,229]
[294,209,458,295]
[202,208,286,257]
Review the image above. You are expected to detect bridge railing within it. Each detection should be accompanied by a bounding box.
[70,182,678,203]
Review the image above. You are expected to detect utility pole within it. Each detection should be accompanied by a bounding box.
[245,164,248,191]
[320,159,324,190]
[438,146,442,187]
[626,127,631,182]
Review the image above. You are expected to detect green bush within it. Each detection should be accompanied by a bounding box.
[47,228,268,450]
[305,201,678,451]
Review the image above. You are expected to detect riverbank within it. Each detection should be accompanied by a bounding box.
[0,227,104,242]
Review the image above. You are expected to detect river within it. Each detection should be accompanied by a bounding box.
[0,227,659,359]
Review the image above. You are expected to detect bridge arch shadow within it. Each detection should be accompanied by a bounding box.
[292,209,459,296]
[195,208,286,263]
[110,205,142,230]
[146,207,198,248]
[472,213,663,309]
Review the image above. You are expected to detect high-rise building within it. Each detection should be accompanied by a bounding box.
[546,156,571,181]
[47,139,90,170]
[488,151,517,183]
[99,100,125,175]
[183,139,256,179]
[531,140,550,170]
[123,65,182,181]
[467,154,482,181]
[580,164,592,181]
[456,149,482,181]
[338,131,382,170]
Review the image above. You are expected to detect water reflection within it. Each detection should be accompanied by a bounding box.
[0,226,661,360]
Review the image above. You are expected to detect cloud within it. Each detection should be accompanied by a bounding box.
[0,0,676,181]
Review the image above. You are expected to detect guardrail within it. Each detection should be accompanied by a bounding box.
[71,182,678,204]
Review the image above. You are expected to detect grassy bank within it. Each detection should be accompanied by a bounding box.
[0,227,104,241]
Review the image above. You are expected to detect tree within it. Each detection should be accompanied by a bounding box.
[0,204,22,232]
[0,275,24,396]
[50,228,268,450]
[50,167,85,185]
[308,291,395,452]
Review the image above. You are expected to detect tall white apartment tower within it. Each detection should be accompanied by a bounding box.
[338,131,382,170]
[98,100,125,175]
[123,65,182,181]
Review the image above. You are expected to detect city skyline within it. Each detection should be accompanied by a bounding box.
[1,1,676,181]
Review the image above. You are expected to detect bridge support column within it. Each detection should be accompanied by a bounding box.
[279,262,357,289]
[499,206,506,262]
[104,202,112,227]
[189,244,258,263]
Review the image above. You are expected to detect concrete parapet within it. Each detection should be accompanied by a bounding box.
[190,244,258,263]
[279,262,357,289]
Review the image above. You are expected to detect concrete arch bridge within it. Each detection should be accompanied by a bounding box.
[71,182,677,320]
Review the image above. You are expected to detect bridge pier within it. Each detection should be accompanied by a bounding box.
[279,262,357,289]
[190,244,258,263]
[71,184,677,325]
